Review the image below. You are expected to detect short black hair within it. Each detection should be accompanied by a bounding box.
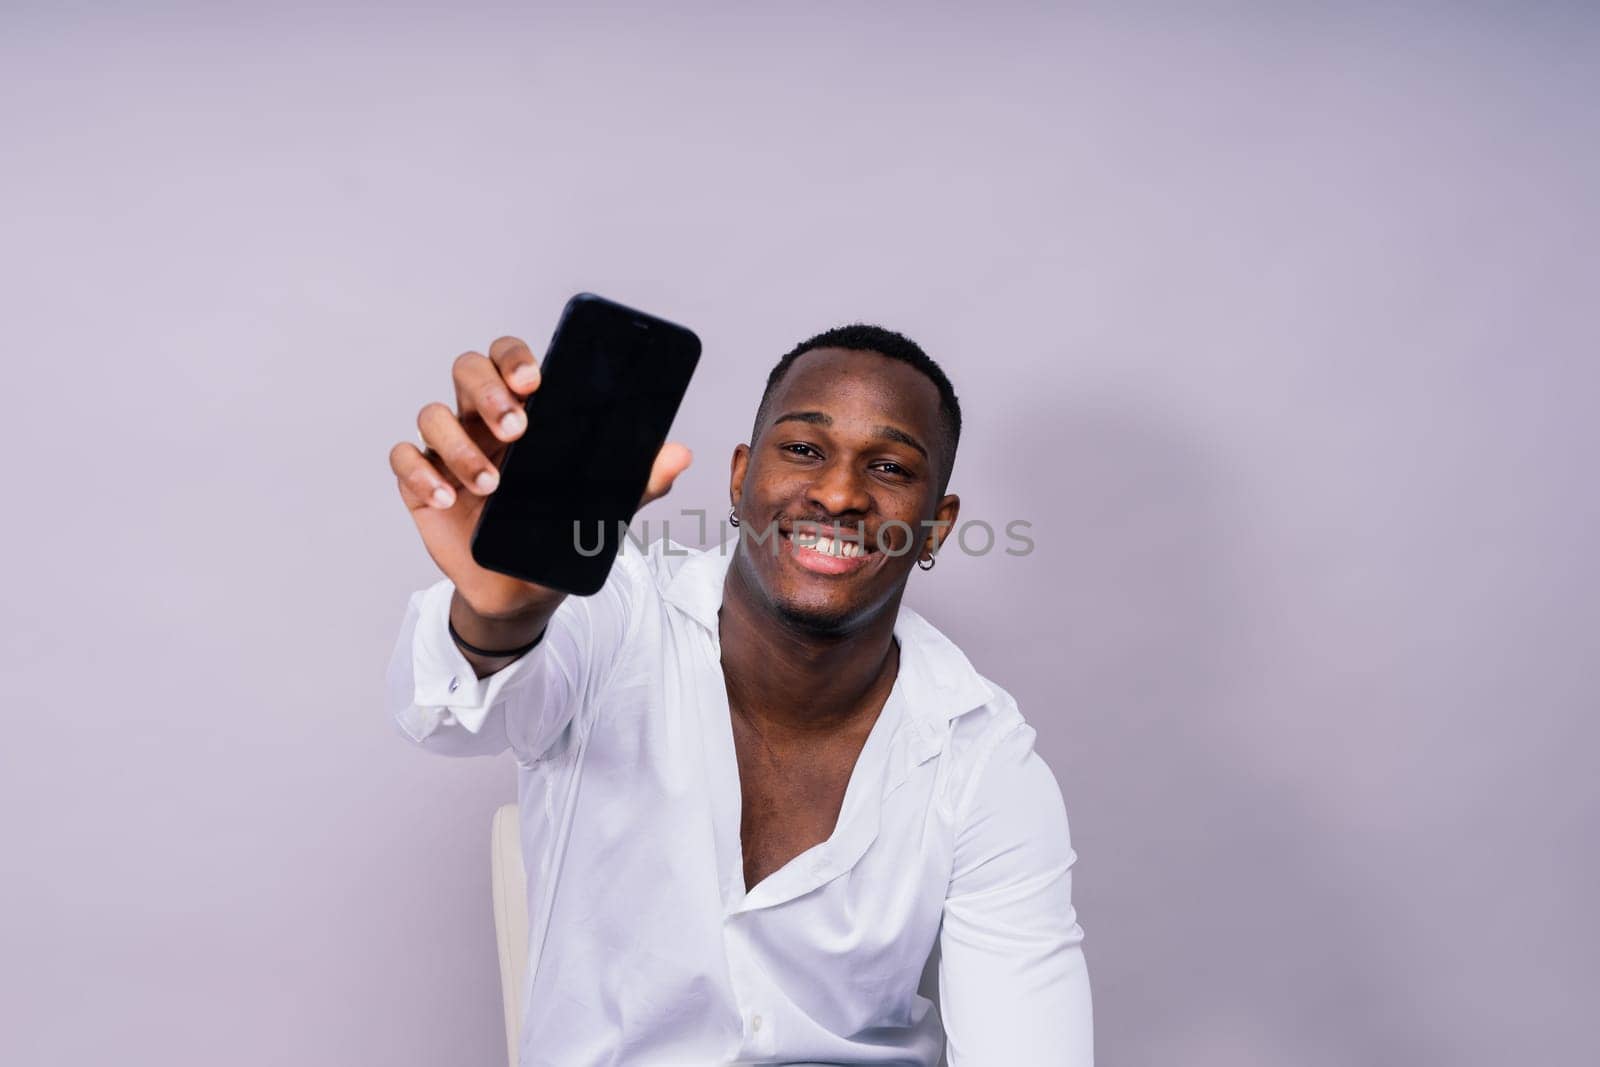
[751,323,962,485]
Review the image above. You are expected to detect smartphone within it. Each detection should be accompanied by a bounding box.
[470,293,701,595]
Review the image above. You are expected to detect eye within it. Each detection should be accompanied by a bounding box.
[873,461,911,477]
[782,443,822,458]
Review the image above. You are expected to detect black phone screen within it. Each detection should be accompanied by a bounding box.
[469,293,700,595]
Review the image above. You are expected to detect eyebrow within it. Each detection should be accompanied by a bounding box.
[772,410,929,460]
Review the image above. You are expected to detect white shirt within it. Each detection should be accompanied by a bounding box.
[386,539,1092,1066]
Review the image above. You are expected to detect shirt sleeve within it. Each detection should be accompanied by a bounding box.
[938,721,1093,1066]
[384,557,640,764]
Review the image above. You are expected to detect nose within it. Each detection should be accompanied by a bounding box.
[805,457,872,517]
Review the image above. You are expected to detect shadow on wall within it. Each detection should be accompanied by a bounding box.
[941,397,1451,1067]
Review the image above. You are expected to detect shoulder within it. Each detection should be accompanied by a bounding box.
[921,654,1068,850]
[623,535,707,588]
[602,536,731,636]
[948,672,1023,751]
[890,606,1044,817]
[942,677,1037,811]
[946,681,1075,877]
[598,535,705,600]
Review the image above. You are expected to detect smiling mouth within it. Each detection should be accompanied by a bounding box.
[779,528,881,575]
[785,530,872,558]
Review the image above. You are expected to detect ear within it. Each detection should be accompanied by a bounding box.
[923,493,961,561]
[729,443,751,515]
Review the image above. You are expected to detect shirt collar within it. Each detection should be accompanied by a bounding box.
[659,542,995,724]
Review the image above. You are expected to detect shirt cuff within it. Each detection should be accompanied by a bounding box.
[405,578,537,739]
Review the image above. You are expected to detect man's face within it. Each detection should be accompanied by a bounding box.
[729,347,960,635]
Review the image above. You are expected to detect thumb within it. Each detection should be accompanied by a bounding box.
[639,442,693,508]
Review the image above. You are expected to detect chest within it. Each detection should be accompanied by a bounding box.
[729,710,872,891]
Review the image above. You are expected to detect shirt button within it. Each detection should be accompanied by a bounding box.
[751,1013,763,1032]
[448,675,460,693]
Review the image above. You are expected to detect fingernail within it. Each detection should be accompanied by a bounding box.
[431,486,454,508]
[475,470,498,493]
[513,365,538,388]
[499,409,526,435]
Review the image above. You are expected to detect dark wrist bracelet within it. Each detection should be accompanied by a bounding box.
[448,615,544,659]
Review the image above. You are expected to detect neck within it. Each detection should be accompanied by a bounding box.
[718,557,902,737]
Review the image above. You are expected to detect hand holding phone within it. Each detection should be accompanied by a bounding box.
[470,294,702,594]
[388,297,696,623]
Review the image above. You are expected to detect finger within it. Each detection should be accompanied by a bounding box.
[389,440,458,511]
[489,335,542,396]
[639,442,693,507]
[452,350,527,444]
[417,401,500,495]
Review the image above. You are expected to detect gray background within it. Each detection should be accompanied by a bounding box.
[3,2,1595,1064]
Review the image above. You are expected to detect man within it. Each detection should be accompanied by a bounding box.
[385,324,1092,1065]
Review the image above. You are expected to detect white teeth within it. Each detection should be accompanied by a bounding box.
[791,532,867,558]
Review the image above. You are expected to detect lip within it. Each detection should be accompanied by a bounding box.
[780,530,878,577]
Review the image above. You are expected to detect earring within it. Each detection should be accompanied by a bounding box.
[728,507,740,528]
[917,555,936,571]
